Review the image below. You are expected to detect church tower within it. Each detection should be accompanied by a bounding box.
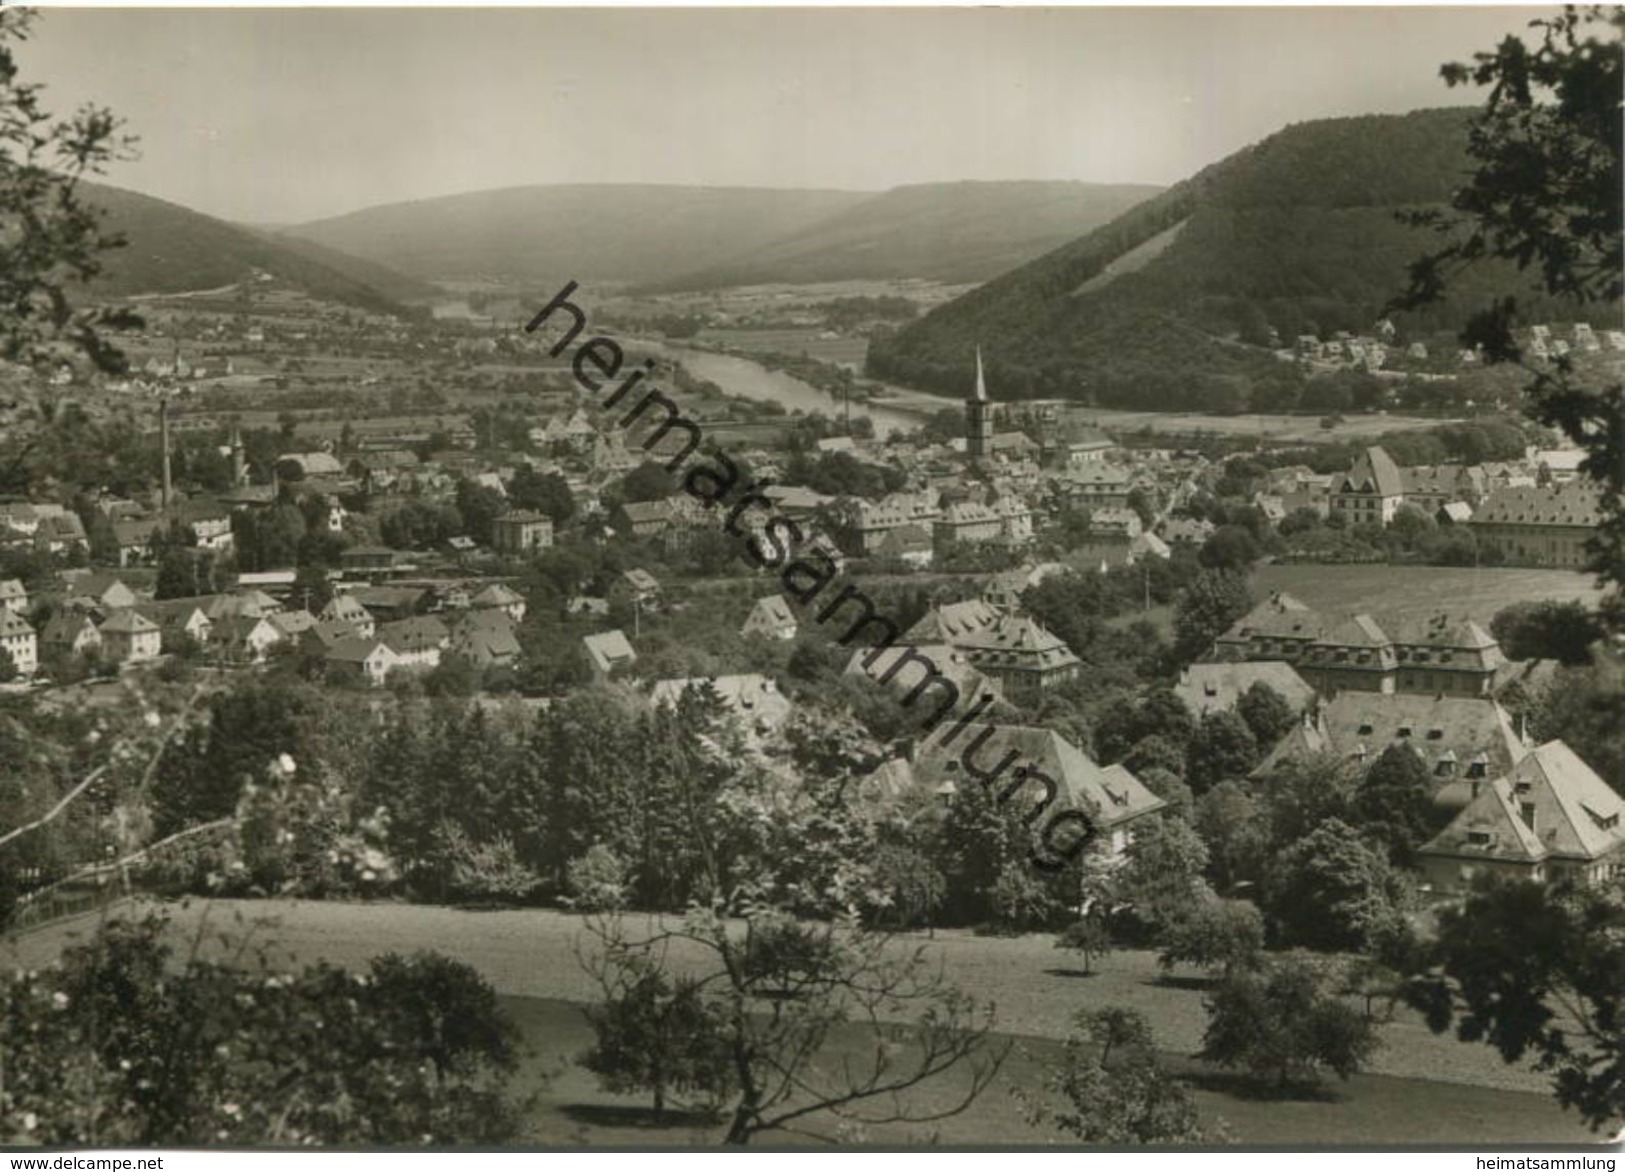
[965,346,995,463]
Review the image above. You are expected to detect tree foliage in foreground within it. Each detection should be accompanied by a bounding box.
[0,915,522,1146]
[1404,877,1624,1133]
[1198,959,1382,1092]
[1026,1007,1212,1144]
[578,735,1006,1144]
[1393,5,1625,628]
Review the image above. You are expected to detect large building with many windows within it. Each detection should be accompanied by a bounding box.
[1469,481,1603,569]
[1212,592,1505,697]
[1329,446,1406,527]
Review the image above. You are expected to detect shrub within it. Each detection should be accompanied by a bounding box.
[566,844,630,913]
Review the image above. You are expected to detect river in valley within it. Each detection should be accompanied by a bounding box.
[628,337,956,439]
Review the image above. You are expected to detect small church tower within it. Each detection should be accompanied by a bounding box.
[229,425,247,487]
[965,346,995,463]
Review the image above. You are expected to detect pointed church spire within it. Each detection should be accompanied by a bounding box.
[974,346,988,402]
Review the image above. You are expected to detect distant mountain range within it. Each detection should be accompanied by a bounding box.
[79,182,430,313]
[286,184,868,288]
[868,107,1621,409]
[640,181,1163,290]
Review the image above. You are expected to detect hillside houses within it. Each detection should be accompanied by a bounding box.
[741,595,798,641]
[1256,691,1528,784]
[1330,446,1405,527]
[1212,592,1506,698]
[911,725,1165,859]
[1418,740,1625,891]
[1470,481,1605,569]
[904,601,1081,699]
[0,609,38,676]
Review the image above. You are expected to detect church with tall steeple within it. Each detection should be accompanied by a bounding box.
[965,346,995,464]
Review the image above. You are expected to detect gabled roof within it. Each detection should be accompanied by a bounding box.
[1421,776,1549,865]
[1173,661,1316,720]
[0,609,33,637]
[846,642,1003,706]
[326,635,395,664]
[1219,592,1326,643]
[379,615,451,653]
[267,609,317,637]
[1504,740,1625,862]
[648,673,791,736]
[876,523,934,555]
[471,583,524,608]
[322,594,373,622]
[1339,446,1405,498]
[915,724,1164,829]
[1471,481,1604,527]
[583,629,637,674]
[1318,691,1527,778]
[744,595,796,630]
[99,608,159,635]
[906,599,1001,642]
[0,578,28,602]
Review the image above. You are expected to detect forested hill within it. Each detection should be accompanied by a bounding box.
[643,180,1163,290]
[867,108,1620,409]
[79,182,420,314]
[288,184,870,285]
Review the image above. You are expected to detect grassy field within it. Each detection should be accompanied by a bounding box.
[9,897,1601,1147]
[698,328,869,367]
[1253,564,1606,626]
[500,995,1592,1146]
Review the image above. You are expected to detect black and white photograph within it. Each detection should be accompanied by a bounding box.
[0,1,1621,1156]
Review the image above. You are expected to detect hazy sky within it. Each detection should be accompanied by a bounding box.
[17,5,1559,225]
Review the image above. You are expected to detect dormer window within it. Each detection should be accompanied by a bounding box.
[1467,761,1488,779]
[1398,725,1413,738]
[1357,723,1374,736]
[1467,830,1491,845]
[1427,728,1444,740]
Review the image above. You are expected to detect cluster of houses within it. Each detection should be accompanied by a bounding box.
[1254,442,1604,569]
[1189,595,1624,890]
[1281,320,1625,373]
[0,569,529,686]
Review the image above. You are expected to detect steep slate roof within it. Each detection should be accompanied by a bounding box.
[1218,592,1326,643]
[268,609,318,638]
[1505,740,1625,863]
[954,614,1081,670]
[1421,776,1550,866]
[1173,661,1316,720]
[1340,446,1405,497]
[380,615,450,653]
[876,523,934,556]
[845,642,1004,708]
[326,635,394,665]
[99,608,158,636]
[743,595,796,630]
[0,610,34,638]
[1318,692,1526,777]
[322,594,373,624]
[42,611,98,645]
[472,583,525,609]
[648,673,792,741]
[905,599,1001,643]
[1471,482,1605,527]
[915,725,1165,829]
